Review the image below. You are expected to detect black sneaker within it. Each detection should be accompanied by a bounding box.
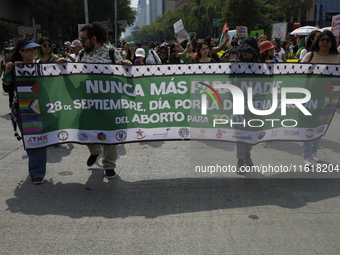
[245,153,254,167]
[87,154,99,167]
[237,159,245,175]
[105,169,116,179]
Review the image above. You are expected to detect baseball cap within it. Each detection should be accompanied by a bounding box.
[127,41,136,46]
[135,48,145,58]
[64,41,71,46]
[70,40,82,48]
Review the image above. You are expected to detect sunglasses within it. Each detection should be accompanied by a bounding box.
[319,38,332,43]
[79,38,90,43]
[43,44,51,48]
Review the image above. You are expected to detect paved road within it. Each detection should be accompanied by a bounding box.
[1,69,340,254]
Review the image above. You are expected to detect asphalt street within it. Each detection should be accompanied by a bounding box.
[1,63,340,254]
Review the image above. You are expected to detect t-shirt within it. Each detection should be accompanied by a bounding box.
[182,53,195,64]
[299,49,308,60]
[192,58,216,63]
[274,48,285,62]
[301,51,340,64]
[170,52,181,64]
[76,44,122,64]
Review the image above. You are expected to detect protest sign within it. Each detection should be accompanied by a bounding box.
[272,22,288,41]
[236,26,248,38]
[173,19,190,43]
[15,63,340,149]
[331,14,340,45]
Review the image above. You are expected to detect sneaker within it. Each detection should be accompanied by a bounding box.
[245,153,254,167]
[105,169,116,179]
[237,159,245,175]
[33,177,44,185]
[312,153,320,162]
[303,158,313,166]
[87,154,99,167]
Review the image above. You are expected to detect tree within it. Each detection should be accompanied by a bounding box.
[0,21,18,42]
[23,0,136,40]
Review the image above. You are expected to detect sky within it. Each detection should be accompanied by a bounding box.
[131,0,138,8]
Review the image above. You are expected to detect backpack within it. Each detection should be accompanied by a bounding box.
[78,47,116,62]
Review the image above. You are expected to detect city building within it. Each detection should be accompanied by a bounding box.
[175,0,195,9]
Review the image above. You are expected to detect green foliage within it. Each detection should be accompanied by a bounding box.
[0,21,18,42]
[23,0,136,39]
[126,0,314,42]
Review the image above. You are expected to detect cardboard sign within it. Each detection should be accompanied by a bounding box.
[272,22,288,41]
[236,26,248,38]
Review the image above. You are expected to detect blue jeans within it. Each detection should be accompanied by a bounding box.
[26,148,47,179]
[236,143,253,159]
[303,137,321,160]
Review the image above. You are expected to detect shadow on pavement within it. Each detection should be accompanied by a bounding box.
[6,171,340,219]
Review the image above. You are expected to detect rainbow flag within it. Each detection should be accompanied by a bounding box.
[21,116,43,133]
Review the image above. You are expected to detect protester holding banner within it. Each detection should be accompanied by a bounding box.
[2,38,46,184]
[272,37,287,62]
[301,30,340,166]
[230,37,261,173]
[299,30,321,61]
[36,37,66,64]
[192,42,216,63]
[77,21,132,179]
[259,41,278,63]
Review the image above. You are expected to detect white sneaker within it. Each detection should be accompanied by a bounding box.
[304,158,313,166]
[312,153,320,162]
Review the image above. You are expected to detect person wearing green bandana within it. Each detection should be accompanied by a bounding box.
[272,37,287,62]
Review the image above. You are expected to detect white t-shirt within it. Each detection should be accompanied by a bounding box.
[299,49,308,60]
[274,48,285,62]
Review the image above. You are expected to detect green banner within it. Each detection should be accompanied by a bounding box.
[15,63,340,148]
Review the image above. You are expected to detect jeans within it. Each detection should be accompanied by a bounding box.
[236,143,253,159]
[87,144,117,169]
[26,147,47,179]
[303,137,321,159]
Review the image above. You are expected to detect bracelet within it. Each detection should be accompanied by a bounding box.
[2,72,13,84]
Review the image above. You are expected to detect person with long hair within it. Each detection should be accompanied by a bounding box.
[169,42,189,64]
[281,41,292,60]
[271,37,287,62]
[299,30,321,61]
[125,42,137,64]
[301,30,340,166]
[2,38,47,184]
[204,35,229,62]
[192,42,215,63]
[181,40,195,64]
[36,37,66,63]
[259,41,278,63]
